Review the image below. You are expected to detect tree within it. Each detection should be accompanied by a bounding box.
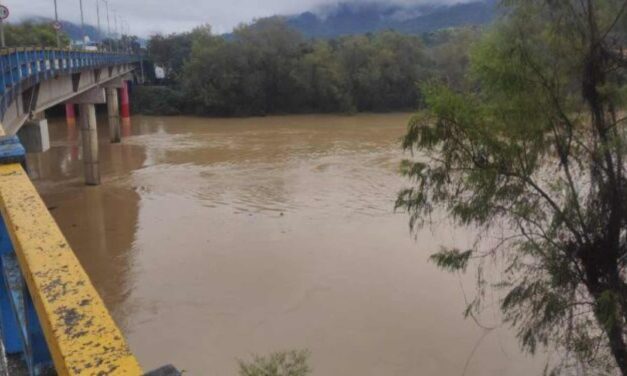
[148,25,211,81]
[143,19,467,116]
[232,18,305,114]
[294,40,352,112]
[426,26,483,89]
[238,350,310,376]
[397,0,627,373]
[5,21,69,47]
[102,35,142,54]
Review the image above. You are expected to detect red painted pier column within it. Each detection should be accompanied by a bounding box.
[65,103,76,124]
[119,81,131,120]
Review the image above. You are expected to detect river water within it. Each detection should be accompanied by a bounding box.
[27,114,543,375]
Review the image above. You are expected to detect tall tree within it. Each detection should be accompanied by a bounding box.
[148,25,211,81]
[294,40,352,112]
[397,0,627,373]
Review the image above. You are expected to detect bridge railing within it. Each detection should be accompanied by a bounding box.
[0,48,140,122]
[0,129,149,375]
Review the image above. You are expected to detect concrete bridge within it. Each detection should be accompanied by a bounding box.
[0,48,179,375]
[2,48,141,186]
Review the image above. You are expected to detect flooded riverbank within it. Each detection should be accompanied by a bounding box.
[28,114,543,375]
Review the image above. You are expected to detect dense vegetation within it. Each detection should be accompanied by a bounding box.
[5,21,69,47]
[143,20,480,116]
[397,0,627,374]
[238,350,310,376]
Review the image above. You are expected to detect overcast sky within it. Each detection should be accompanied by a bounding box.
[8,0,469,37]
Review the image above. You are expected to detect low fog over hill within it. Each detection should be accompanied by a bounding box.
[286,0,497,37]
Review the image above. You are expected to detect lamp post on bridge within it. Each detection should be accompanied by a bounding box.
[104,0,111,51]
[53,0,61,48]
[125,20,131,53]
[113,9,120,52]
[79,0,86,49]
[96,0,102,46]
[121,18,129,53]
[0,2,8,49]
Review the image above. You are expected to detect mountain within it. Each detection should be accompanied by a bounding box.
[26,17,106,42]
[286,0,498,38]
[23,17,148,47]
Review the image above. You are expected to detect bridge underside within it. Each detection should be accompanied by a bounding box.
[3,63,135,136]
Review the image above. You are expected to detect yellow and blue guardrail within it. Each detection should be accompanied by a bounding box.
[0,132,178,375]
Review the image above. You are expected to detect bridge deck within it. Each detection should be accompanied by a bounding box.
[0,47,138,135]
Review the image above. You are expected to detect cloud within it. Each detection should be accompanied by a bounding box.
[5,0,476,37]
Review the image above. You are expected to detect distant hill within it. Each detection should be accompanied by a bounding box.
[21,17,150,47]
[286,0,498,38]
[24,17,106,42]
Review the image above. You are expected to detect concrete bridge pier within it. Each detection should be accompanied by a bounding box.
[120,81,131,121]
[78,103,100,186]
[72,87,107,186]
[105,88,121,143]
[65,103,76,125]
[17,114,50,155]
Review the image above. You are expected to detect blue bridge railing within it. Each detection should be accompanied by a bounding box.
[0,48,140,121]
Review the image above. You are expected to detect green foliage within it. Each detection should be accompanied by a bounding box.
[148,25,212,81]
[238,350,311,376]
[102,35,142,54]
[131,86,184,116]
[398,0,627,374]
[145,18,435,116]
[426,26,483,89]
[429,248,473,272]
[5,21,69,47]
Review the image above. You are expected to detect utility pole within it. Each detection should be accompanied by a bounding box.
[53,0,61,48]
[123,19,129,53]
[104,0,111,51]
[113,10,118,52]
[79,0,86,49]
[96,0,102,45]
[122,17,126,53]
[127,21,132,53]
[0,1,6,49]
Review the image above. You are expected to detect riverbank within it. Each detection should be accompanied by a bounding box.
[130,85,421,117]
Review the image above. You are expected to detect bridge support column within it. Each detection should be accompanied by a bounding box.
[120,81,131,120]
[106,88,121,143]
[65,103,76,125]
[17,119,50,154]
[78,103,100,186]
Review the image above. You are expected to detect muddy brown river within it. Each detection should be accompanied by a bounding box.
[27,114,543,375]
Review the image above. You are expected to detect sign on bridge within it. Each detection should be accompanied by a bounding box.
[0,5,9,20]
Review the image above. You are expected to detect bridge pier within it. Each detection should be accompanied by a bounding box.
[78,104,100,186]
[120,81,131,121]
[17,119,50,154]
[65,103,76,125]
[72,87,107,186]
[106,88,121,143]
